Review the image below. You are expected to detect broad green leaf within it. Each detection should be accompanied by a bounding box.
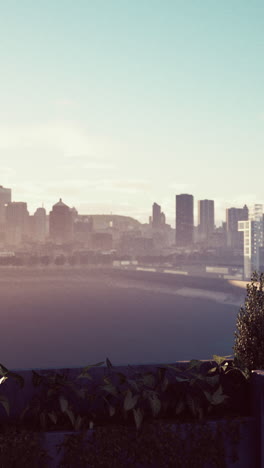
[187,360,202,371]
[221,362,229,372]
[32,371,43,386]
[208,367,218,374]
[213,355,232,366]
[175,399,185,415]
[165,365,183,372]
[81,362,105,373]
[204,391,213,404]
[74,415,83,431]
[186,394,196,416]
[157,367,167,382]
[103,383,117,396]
[0,364,9,377]
[8,372,24,388]
[66,409,75,427]
[77,372,93,380]
[0,376,8,385]
[117,373,127,384]
[161,377,169,392]
[20,404,30,420]
[75,388,87,399]
[211,386,228,405]
[48,412,58,425]
[142,373,155,388]
[127,379,139,392]
[174,375,189,383]
[59,396,69,413]
[124,390,139,411]
[0,395,9,416]
[205,375,220,387]
[148,394,161,417]
[205,386,228,406]
[133,408,143,430]
[106,358,113,369]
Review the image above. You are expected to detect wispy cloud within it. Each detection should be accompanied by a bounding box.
[97,179,151,194]
[169,182,195,193]
[0,121,110,159]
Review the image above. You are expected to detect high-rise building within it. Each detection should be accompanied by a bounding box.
[151,203,166,229]
[49,199,73,243]
[226,205,248,252]
[6,202,30,245]
[152,203,161,228]
[238,204,263,279]
[175,194,194,246]
[33,207,47,242]
[198,199,214,240]
[0,186,12,224]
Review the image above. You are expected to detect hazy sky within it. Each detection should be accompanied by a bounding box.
[0,1,264,225]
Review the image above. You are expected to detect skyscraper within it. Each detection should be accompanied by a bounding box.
[49,199,73,243]
[0,186,11,224]
[152,203,161,228]
[198,199,214,240]
[175,194,194,246]
[6,202,29,245]
[33,207,47,242]
[238,204,263,279]
[151,202,166,229]
[226,205,248,251]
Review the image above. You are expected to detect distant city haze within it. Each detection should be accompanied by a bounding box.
[0,1,264,224]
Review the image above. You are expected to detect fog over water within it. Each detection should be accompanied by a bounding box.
[0,269,245,370]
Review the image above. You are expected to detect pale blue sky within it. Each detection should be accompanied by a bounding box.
[0,1,263,224]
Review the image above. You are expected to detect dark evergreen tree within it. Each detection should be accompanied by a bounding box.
[234,272,264,372]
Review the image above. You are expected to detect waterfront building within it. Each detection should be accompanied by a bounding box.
[175,194,194,247]
[6,202,30,245]
[226,205,248,253]
[152,202,166,229]
[198,199,215,241]
[238,204,263,279]
[49,199,73,243]
[0,186,12,225]
[33,207,47,242]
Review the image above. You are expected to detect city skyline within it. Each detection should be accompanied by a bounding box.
[1,1,264,223]
[0,183,258,229]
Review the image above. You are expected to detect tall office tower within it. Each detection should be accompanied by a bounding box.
[33,207,47,242]
[160,212,166,225]
[152,203,161,228]
[198,199,215,240]
[6,202,30,245]
[49,199,73,243]
[226,205,248,251]
[238,204,263,279]
[151,203,166,228]
[0,186,12,224]
[175,194,194,246]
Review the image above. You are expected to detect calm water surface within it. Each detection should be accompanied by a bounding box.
[0,268,244,369]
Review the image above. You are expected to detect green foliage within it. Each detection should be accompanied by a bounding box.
[21,371,84,431]
[0,363,24,417]
[77,357,248,431]
[0,359,248,467]
[234,272,264,372]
